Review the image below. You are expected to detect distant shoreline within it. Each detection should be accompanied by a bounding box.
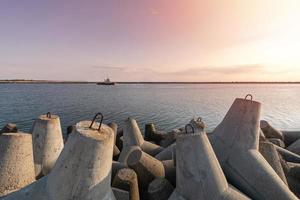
[0,80,300,84]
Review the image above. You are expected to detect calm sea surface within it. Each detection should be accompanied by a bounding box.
[0,84,300,134]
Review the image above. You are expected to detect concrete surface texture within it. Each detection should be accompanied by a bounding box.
[287,138,300,155]
[112,168,139,200]
[259,141,288,185]
[170,121,249,200]
[148,178,174,200]
[260,120,284,140]
[268,138,285,148]
[0,132,35,197]
[276,146,300,163]
[118,146,142,163]
[0,123,18,134]
[112,161,128,181]
[161,160,176,186]
[282,131,300,147]
[31,114,64,176]
[145,123,163,144]
[122,118,163,156]
[210,97,298,200]
[281,161,300,198]
[155,143,175,161]
[159,129,182,148]
[2,120,116,200]
[112,188,130,200]
[127,149,165,191]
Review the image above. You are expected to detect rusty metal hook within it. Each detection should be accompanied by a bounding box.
[245,94,253,101]
[89,113,104,132]
[185,124,195,134]
[46,112,52,118]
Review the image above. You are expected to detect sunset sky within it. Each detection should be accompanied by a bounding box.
[0,0,300,81]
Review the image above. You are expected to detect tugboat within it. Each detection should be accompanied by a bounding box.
[97,78,115,85]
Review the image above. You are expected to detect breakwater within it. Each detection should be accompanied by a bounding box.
[0,95,300,199]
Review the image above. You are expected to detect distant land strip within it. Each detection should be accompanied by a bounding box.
[1,80,300,84]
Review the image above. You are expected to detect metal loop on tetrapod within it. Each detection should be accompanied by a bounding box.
[90,113,104,132]
[245,94,253,101]
[185,124,195,134]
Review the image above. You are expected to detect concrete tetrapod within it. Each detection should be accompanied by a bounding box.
[280,160,300,198]
[159,129,182,148]
[155,122,198,162]
[2,118,116,200]
[161,160,176,186]
[276,146,300,163]
[108,123,121,160]
[0,132,35,197]
[122,118,163,156]
[259,141,288,185]
[169,122,250,200]
[287,138,300,155]
[269,138,285,148]
[209,95,298,200]
[144,123,163,144]
[31,113,64,176]
[282,131,300,146]
[127,149,165,194]
[155,143,176,161]
[0,123,18,134]
[112,161,128,181]
[148,178,174,200]
[112,168,140,200]
[260,120,284,140]
[113,188,130,200]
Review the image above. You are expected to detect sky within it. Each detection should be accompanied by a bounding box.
[0,0,300,81]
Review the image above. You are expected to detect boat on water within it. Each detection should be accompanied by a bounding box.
[97,78,115,85]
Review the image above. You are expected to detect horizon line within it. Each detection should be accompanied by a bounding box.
[1,79,300,84]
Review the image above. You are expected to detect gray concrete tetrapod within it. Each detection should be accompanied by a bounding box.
[112,161,128,181]
[169,121,249,200]
[113,188,130,200]
[161,160,176,186]
[31,113,64,176]
[108,123,121,159]
[287,138,300,155]
[118,146,142,164]
[159,129,182,148]
[276,146,300,163]
[155,143,175,161]
[259,141,288,185]
[157,118,206,164]
[112,168,140,200]
[2,120,116,200]
[209,96,298,200]
[122,118,163,156]
[0,132,35,197]
[127,149,165,192]
[281,160,300,198]
[282,131,300,146]
[154,118,203,158]
[269,138,285,148]
[148,178,174,200]
[144,123,166,144]
[260,120,284,140]
[0,123,18,134]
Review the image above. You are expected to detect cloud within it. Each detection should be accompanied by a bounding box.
[166,64,266,76]
[87,63,289,81]
[149,8,159,15]
[91,65,125,70]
